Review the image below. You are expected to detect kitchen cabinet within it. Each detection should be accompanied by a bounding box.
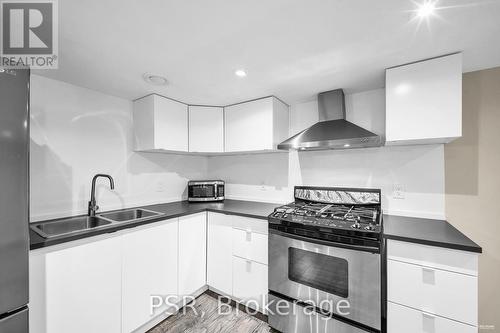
[230,215,268,312]
[178,213,207,296]
[29,236,122,333]
[385,53,462,145]
[121,220,178,333]
[232,256,268,312]
[207,212,233,295]
[133,94,189,152]
[387,239,478,333]
[224,96,289,152]
[188,106,224,153]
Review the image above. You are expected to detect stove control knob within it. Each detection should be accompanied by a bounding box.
[351,222,361,229]
[364,223,375,231]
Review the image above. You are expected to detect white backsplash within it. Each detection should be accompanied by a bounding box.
[30,78,445,221]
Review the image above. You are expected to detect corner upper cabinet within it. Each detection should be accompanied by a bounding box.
[188,106,224,153]
[385,53,462,145]
[133,94,188,152]
[224,97,289,152]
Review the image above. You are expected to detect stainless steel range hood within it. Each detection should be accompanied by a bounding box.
[278,89,383,151]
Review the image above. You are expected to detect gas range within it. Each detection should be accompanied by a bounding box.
[268,186,383,249]
[268,186,384,333]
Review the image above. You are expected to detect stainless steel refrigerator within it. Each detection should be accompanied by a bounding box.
[0,67,30,332]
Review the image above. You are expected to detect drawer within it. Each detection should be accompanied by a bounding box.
[388,259,478,325]
[232,256,268,312]
[231,215,268,235]
[232,228,268,264]
[388,302,476,333]
[268,294,367,333]
[387,240,478,276]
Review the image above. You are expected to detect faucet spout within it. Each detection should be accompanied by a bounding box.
[88,174,115,216]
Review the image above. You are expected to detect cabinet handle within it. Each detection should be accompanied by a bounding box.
[422,312,436,333]
[246,260,252,272]
[422,312,436,319]
[245,229,252,241]
[422,267,436,285]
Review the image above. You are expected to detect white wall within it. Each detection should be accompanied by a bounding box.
[30,78,445,220]
[208,89,445,219]
[30,75,207,222]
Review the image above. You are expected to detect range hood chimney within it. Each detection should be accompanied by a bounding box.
[278,89,383,151]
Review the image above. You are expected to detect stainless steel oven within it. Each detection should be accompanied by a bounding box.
[188,180,224,202]
[269,229,381,332]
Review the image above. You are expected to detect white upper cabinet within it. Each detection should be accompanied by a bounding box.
[133,94,189,152]
[385,53,462,145]
[224,97,289,152]
[188,106,224,153]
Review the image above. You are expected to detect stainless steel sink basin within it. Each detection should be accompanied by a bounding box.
[98,208,163,223]
[31,216,112,238]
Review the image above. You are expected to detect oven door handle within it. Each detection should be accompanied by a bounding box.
[269,228,380,254]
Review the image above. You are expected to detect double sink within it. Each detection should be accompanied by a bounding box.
[31,208,164,239]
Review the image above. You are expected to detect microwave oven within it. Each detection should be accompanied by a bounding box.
[188,180,225,202]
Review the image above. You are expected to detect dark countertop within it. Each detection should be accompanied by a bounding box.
[29,199,281,250]
[383,214,482,253]
[30,199,481,253]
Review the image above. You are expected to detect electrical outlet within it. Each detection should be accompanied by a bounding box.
[393,183,405,199]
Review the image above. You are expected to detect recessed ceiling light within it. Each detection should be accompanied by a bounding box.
[235,69,247,77]
[417,1,436,18]
[343,144,351,148]
[143,73,168,86]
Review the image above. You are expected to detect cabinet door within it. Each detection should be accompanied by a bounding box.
[388,302,476,333]
[178,213,207,296]
[154,95,189,151]
[189,106,224,152]
[44,237,122,333]
[385,53,462,144]
[207,213,233,295]
[121,220,178,333]
[232,256,268,312]
[133,94,189,152]
[225,97,274,152]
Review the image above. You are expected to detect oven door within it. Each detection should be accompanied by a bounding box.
[269,230,381,330]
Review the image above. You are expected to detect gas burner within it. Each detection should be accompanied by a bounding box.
[269,187,383,240]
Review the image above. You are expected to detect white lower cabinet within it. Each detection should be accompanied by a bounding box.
[232,256,268,312]
[30,236,122,333]
[207,212,233,295]
[178,213,207,296]
[207,213,269,313]
[30,212,272,333]
[232,228,268,265]
[387,240,479,332]
[121,220,178,333]
[388,302,476,333]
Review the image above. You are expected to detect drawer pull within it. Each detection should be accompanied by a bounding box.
[422,312,436,333]
[422,267,436,285]
[246,260,252,272]
[246,229,252,241]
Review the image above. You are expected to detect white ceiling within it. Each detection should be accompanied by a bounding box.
[35,0,500,105]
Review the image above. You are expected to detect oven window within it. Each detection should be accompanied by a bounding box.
[288,247,348,298]
[189,185,214,197]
